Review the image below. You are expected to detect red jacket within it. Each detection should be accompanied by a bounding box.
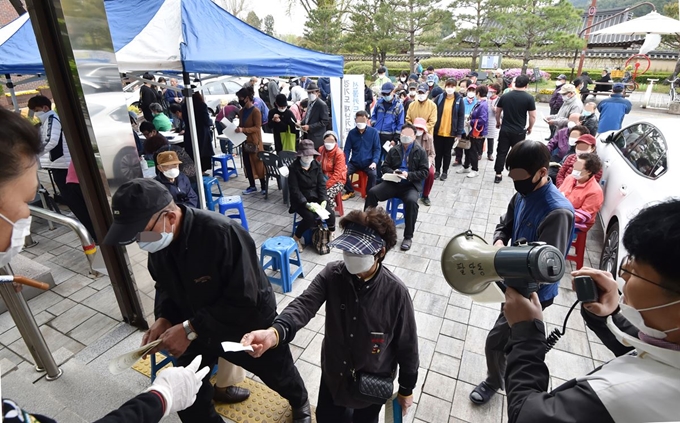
[317,145,347,189]
[559,175,604,231]
[556,153,603,188]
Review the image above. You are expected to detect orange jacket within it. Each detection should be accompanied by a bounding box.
[317,145,347,189]
[559,175,604,231]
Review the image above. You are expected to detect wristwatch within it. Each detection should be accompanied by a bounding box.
[183,320,197,341]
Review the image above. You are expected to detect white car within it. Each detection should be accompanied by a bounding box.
[596,119,676,276]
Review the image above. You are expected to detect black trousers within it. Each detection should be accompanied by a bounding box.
[486,137,495,158]
[48,168,68,197]
[176,341,309,423]
[243,152,265,189]
[316,376,382,423]
[345,163,377,194]
[484,298,553,391]
[63,183,97,242]
[494,129,526,175]
[292,203,336,238]
[433,134,456,174]
[463,138,484,172]
[365,182,419,240]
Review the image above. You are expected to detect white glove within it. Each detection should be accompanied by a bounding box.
[145,355,210,417]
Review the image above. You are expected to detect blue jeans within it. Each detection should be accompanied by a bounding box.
[344,163,377,194]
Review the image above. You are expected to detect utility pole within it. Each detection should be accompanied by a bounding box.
[577,0,598,77]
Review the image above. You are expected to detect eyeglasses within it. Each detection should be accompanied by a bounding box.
[135,212,167,243]
[619,255,680,295]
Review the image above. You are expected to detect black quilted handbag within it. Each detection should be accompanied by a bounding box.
[349,371,394,405]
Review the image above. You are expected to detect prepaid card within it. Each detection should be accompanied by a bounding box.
[108,339,162,375]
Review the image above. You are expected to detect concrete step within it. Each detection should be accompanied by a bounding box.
[1,255,56,313]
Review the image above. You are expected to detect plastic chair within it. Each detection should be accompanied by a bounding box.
[257,151,282,200]
[335,192,344,216]
[350,170,369,198]
[202,176,223,211]
[211,139,238,182]
[260,236,305,293]
[386,197,405,226]
[279,150,297,168]
[218,196,249,230]
[291,213,313,245]
[567,230,587,270]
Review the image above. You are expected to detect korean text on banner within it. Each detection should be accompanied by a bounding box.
[330,75,364,148]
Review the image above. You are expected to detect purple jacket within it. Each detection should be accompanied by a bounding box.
[469,99,489,138]
[547,127,570,160]
[549,84,565,114]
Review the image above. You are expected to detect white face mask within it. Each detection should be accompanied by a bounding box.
[300,156,314,167]
[562,94,571,100]
[308,93,317,102]
[467,92,475,98]
[163,168,180,179]
[408,90,416,97]
[34,111,45,119]
[571,169,581,178]
[401,135,414,145]
[278,108,287,113]
[567,121,576,130]
[417,93,428,102]
[137,216,174,253]
[356,122,367,130]
[619,295,680,339]
[343,251,375,275]
[0,213,32,268]
[568,137,579,146]
[324,142,335,151]
[445,87,455,95]
[555,80,563,86]
[416,130,424,137]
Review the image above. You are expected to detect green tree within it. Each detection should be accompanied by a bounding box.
[394,0,452,73]
[264,15,276,36]
[662,3,680,50]
[345,0,402,72]
[245,11,262,29]
[447,0,500,70]
[302,1,345,53]
[485,0,584,74]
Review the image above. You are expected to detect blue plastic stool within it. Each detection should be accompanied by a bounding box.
[202,176,223,211]
[260,236,304,293]
[291,213,313,245]
[212,154,238,181]
[150,350,218,382]
[386,197,405,226]
[218,196,249,230]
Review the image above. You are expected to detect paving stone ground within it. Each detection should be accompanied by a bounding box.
[1,106,614,422]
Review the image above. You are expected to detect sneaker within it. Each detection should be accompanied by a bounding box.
[342,192,355,201]
[456,167,470,174]
[494,175,502,184]
[434,171,440,179]
[488,154,494,161]
[470,381,497,405]
[440,173,448,181]
[260,189,267,195]
[242,186,257,195]
[467,170,479,178]
[421,196,431,206]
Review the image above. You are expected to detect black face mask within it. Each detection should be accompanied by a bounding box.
[513,172,541,196]
[238,98,246,107]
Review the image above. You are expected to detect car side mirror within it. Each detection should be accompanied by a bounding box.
[602,133,615,144]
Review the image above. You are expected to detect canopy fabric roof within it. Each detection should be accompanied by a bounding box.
[0,0,344,77]
[591,11,680,36]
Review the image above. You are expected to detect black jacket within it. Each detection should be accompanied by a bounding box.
[302,99,330,149]
[433,93,466,138]
[272,262,419,409]
[428,85,443,100]
[505,308,642,423]
[139,85,158,122]
[580,113,599,136]
[287,159,327,212]
[155,172,198,208]
[149,206,277,348]
[267,108,298,152]
[181,99,214,163]
[382,142,430,192]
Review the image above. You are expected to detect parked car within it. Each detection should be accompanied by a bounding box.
[596,119,676,281]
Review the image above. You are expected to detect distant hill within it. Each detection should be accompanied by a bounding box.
[569,0,670,15]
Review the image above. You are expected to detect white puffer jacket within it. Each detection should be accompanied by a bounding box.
[38,110,71,169]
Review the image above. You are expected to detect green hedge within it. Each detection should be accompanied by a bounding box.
[540,68,670,84]
[344,58,524,76]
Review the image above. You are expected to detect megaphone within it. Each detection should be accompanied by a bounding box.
[441,231,566,299]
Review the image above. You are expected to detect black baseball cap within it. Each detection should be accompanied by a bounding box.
[103,179,173,245]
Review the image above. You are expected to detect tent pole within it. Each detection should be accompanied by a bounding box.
[5,74,19,112]
[183,71,207,210]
